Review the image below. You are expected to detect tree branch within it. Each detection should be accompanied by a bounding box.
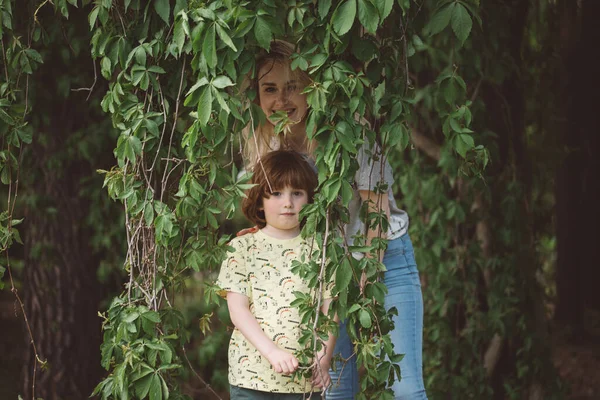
[410,127,441,160]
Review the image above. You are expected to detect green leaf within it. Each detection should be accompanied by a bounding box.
[348,304,361,314]
[454,133,474,158]
[212,76,234,89]
[428,3,454,36]
[451,3,472,45]
[17,128,33,144]
[135,374,153,398]
[184,77,210,102]
[335,258,353,292]
[213,89,231,114]
[0,266,5,290]
[125,135,142,163]
[216,24,237,51]
[89,7,100,29]
[135,47,147,66]
[203,24,217,69]
[143,311,161,323]
[149,374,162,400]
[100,57,112,79]
[318,0,332,19]
[332,0,357,36]
[336,122,358,153]
[359,308,372,328]
[174,0,187,16]
[173,20,186,54]
[147,66,165,74]
[374,0,393,22]
[123,311,140,323]
[254,16,272,50]
[197,86,212,127]
[24,49,43,64]
[144,203,154,226]
[154,0,170,24]
[357,0,379,33]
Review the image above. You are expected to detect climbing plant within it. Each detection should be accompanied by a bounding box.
[85,1,489,399]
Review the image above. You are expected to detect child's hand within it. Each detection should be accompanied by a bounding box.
[311,361,332,389]
[236,225,259,237]
[265,348,299,374]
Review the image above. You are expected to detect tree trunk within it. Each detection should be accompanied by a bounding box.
[555,0,600,334]
[18,5,116,399]
[22,185,105,399]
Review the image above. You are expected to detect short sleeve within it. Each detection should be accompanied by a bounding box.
[216,238,249,298]
[355,143,395,192]
[322,278,335,300]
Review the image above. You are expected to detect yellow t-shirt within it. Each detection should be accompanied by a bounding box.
[217,230,332,393]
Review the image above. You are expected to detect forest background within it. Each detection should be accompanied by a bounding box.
[1,0,599,399]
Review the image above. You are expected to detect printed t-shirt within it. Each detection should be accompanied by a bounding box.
[216,230,333,393]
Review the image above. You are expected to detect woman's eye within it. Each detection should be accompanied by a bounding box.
[264,87,276,93]
[287,84,297,92]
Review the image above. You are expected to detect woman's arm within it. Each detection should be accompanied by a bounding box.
[226,291,299,374]
[312,298,338,388]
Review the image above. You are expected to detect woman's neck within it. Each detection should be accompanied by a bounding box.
[283,122,308,153]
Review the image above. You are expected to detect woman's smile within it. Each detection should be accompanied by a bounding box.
[258,62,308,134]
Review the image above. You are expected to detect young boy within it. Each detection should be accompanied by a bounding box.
[217,150,336,399]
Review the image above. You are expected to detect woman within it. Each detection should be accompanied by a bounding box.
[241,40,428,400]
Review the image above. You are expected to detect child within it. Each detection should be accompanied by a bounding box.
[217,150,336,399]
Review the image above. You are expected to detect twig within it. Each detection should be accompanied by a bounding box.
[1,39,9,85]
[181,345,225,400]
[6,252,46,400]
[160,57,186,203]
[71,59,98,101]
[115,5,127,37]
[310,208,331,396]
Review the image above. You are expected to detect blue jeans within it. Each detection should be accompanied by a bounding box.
[327,234,427,399]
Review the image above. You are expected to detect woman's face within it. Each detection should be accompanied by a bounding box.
[257,61,309,132]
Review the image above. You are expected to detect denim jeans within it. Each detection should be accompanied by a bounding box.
[327,234,427,400]
[230,385,323,399]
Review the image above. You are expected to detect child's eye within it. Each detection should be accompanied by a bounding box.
[292,191,305,196]
[271,191,281,196]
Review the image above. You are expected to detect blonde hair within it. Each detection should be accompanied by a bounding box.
[241,40,316,169]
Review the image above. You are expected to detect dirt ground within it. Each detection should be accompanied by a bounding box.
[552,326,600,399]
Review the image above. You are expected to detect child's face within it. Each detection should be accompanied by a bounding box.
[258,62,309,130]
[260,186,308,238]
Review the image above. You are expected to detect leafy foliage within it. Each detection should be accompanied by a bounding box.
[83,0,490,398]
